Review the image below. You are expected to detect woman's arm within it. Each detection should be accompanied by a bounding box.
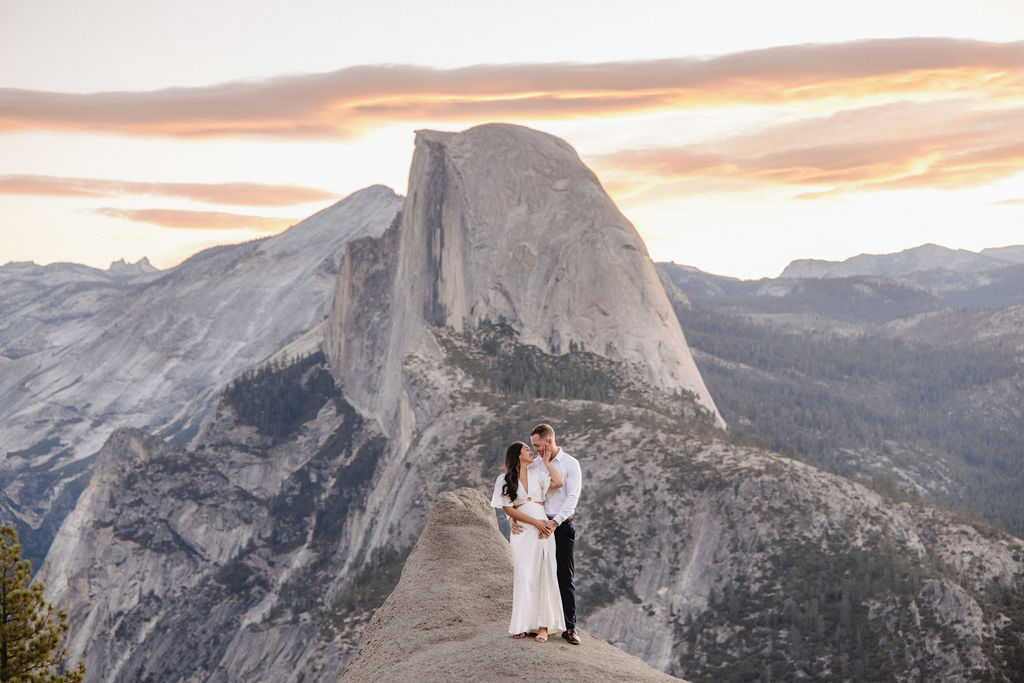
[544,460,563,490]
[503,505,552,537]
[542,447,563,490]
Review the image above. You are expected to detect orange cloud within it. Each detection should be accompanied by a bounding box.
[0,175,336,206]
[592,99,1024,199]
[1,38,1022,138]
[92,208,297,232]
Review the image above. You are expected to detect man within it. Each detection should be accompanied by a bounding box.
[511,422,582,645]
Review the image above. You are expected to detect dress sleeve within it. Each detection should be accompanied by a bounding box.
[491,474,513,508]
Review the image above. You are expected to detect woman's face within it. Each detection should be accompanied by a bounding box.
[519,443,535,465]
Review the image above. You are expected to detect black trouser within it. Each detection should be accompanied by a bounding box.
[553,519,576,629]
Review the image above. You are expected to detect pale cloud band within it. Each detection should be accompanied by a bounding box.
[0,175,336,206]
[92,207,298,232]
[593,99,1024,200]
[5,37,1024,218]
[1,38,1021,138]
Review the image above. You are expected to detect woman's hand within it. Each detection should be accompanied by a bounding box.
[534,519,552,538]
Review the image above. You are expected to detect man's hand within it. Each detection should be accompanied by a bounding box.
[509,517,525,535]
[544,520,557,533]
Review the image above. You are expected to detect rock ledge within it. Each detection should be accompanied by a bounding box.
[339,488,682,681]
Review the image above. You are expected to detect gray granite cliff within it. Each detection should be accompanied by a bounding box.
[324,124,722,438]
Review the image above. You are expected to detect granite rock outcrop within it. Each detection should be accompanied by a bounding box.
[340,488,681,682]
[324,124,722,436]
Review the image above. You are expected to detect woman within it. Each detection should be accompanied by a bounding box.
[491,440,565,642]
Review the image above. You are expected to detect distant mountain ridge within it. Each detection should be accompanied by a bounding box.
[780,242,1024,279]
[667,240,1024,318]
[659,262,950,324]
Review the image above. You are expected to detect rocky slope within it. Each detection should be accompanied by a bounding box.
[0,185,402,564]
[35,126,1024,681]
[39,354,397,681]
[882,303,1024,350]
[340,487,681,682]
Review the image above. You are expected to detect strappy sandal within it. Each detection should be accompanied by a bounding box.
[535,629,548,643]
[512,632,527,639]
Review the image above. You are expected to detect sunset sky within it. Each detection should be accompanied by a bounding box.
[3,0,1024,279]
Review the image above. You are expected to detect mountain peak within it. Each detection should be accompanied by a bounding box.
[107,256,158,276]
[325,123,722,431]
[339,488,682,682]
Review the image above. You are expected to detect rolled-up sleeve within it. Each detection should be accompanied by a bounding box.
[553,458,581,525]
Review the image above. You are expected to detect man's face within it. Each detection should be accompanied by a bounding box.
[530,434,547,456]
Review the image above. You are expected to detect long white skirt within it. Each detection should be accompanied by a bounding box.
[508,501,565,635]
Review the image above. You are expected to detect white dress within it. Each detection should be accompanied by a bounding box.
[491,467,566,636]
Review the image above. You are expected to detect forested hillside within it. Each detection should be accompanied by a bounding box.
[661,268,1024,537]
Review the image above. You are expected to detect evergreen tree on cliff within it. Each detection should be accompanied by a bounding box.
[0,526,84,682]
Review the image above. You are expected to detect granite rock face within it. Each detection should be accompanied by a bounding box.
[39,371,397,682]
[0,185,402,563]
[325,124,722,435]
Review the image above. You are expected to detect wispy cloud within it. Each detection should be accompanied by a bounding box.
[1,38,1021,138]
[92,207,297,232]
[593,99,1024,199]
[0,175,336,206]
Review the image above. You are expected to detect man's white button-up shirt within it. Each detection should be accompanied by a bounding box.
[530,448,581,525]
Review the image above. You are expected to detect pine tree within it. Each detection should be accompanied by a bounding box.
[0,526,84,683]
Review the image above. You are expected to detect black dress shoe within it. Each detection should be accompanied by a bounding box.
[562,628,581,645]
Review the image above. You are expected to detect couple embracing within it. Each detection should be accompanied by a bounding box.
[490,423,582,645]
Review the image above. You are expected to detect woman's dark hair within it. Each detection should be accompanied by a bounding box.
[502,441,527,504]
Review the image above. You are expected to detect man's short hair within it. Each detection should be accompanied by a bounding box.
[530,423,555,441]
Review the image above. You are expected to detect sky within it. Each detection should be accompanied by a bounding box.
[2,0,1024,279]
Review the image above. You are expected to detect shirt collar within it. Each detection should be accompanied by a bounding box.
[529,448,564,468]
